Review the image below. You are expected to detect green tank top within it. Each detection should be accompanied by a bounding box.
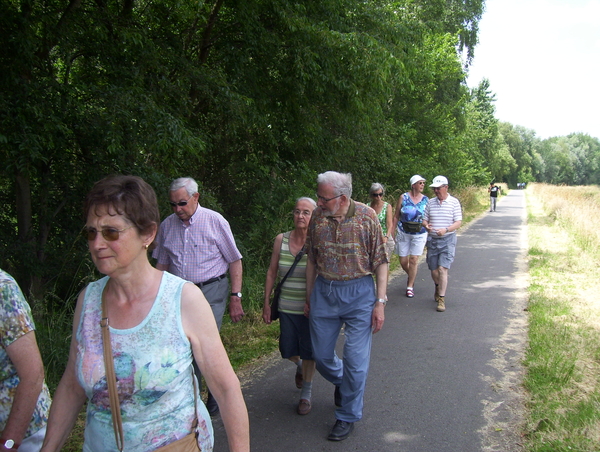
[278,232,308,315]
[377,202,389,236]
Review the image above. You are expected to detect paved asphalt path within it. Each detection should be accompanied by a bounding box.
[212,189,529,452]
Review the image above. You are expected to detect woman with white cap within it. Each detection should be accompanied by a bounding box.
[391,175,429,298]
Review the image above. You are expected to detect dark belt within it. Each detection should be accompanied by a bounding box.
[195,273,227,288]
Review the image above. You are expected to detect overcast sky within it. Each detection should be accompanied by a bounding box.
[466,0,600,140]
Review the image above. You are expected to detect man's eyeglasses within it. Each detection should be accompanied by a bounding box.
[82,226,133,241]
[169,194,194,207]
[316,194,343,203]
[371,192,383,197]
[433,185,447,191]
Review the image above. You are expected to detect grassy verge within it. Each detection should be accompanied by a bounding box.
[523,183,600,451]
[33,295,85,451]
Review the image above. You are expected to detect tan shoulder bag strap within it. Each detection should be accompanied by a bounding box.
[101,284,125,452]
[100,284,199,451]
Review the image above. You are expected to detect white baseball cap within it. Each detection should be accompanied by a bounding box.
[410,175,426,186]
[429,175,448,188]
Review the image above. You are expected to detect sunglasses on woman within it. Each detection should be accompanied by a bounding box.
[371,192,383,197]
[82,226,133,241]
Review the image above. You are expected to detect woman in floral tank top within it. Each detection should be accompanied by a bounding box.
[41,176,249,452]
[1,269,51,452]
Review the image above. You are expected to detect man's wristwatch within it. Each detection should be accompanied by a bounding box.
[230,292,242,298]
[377,298,387,306]
[2,439,17,450]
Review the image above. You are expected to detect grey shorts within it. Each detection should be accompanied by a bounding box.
[426,233,457,270]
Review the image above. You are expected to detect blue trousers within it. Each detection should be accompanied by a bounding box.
[309,275,375,422]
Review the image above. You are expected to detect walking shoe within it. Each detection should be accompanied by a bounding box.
[436,296,446,312]
[334,385,342,407]
[295,367,303,389]
[297,398,311,415]
[406,287,414,298]
[327,420,354,441]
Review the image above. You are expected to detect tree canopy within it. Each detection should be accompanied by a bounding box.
[2,0,597,302]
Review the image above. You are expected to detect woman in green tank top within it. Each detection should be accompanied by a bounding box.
[262,197,317,416]
[369,182,394,259]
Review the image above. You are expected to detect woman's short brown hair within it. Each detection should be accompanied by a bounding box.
[84,175,160,247]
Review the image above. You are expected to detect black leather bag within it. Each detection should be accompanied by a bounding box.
[270,284,282,321]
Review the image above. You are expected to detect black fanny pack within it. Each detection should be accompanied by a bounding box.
[402,221,422,233]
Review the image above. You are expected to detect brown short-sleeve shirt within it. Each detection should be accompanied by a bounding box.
[306,200,388,281]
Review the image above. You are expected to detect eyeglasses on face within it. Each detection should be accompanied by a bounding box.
[169,194,194,207]
[371,192,383,197]
[294,209,312,217]
[316,193,343,203]
[82,226,133,241]
[417,182,425,185]
[433,185,448,191]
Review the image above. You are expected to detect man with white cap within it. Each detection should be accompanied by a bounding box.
[391,175,429,298]
[421,176,462,312]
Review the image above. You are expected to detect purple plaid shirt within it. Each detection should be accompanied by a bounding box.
[153,205,242,283]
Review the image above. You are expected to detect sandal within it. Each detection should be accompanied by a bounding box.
[406,288,414,298]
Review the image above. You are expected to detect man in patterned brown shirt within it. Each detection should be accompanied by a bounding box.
[305,171,388,441]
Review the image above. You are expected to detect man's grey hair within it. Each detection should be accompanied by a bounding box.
[317,171,352,198]
[296,197,317,208]
[369,182,384,195]
[170,177,198,196]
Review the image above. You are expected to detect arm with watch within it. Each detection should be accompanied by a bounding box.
[228,259,245,323]
[371,263,389,334]
[437,219,462,236]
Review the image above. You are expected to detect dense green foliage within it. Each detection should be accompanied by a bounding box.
[1,0,598,305]
[0,0,487,300]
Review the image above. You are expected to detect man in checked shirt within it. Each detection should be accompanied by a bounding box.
[153,176,244,415]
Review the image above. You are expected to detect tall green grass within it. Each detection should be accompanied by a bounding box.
[33,299,75,391]
[524,183,600,451]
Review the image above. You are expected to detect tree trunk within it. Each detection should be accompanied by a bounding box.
[14,172,42,298]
